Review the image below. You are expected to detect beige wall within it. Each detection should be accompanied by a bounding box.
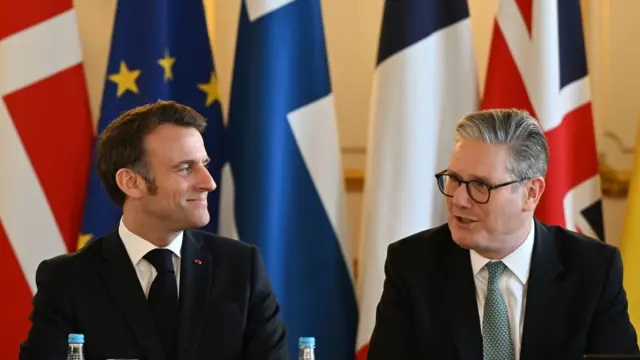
[583,0,640,246]
[73,0,640,254]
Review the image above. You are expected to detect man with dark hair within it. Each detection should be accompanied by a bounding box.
[19,100,290,360]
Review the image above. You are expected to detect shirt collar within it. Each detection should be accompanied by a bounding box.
[118,218,183,266]
[470,218,535,284]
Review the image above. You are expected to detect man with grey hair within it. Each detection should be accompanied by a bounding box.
[366,109,638,359]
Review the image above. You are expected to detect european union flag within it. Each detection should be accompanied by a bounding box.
[221,1,357,359]
[79,0,224,245]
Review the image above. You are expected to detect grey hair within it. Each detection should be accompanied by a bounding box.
[455,109,549,180]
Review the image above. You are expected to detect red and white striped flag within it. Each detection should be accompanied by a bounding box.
[0,1,94,357]
[482,0,605,240]
[356,1,478,358]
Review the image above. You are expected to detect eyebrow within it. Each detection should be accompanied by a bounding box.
[446,169,492,184]
[172,157,211,169]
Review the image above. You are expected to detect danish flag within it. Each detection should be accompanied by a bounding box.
[0,1,94,358]
[482,0,605,240]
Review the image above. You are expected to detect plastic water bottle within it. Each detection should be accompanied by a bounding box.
[298,337,315,360]
[67,333,85,360]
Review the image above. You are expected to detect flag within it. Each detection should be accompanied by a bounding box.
[355,0,478,358]
[620,118,640,343]
[79,0,224,245]
[221,1,357,358]
[0,1,94,358]
[481,0,604,240]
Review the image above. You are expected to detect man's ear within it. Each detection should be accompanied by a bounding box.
[115,168,146,200]
[523,176,545,212]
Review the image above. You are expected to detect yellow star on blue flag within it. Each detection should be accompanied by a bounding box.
[157,49,176,82]
[198,73,219,107]
[108,61,140,97]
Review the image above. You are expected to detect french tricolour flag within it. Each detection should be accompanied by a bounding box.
[356,0,478,358]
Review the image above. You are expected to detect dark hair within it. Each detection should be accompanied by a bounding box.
[96,100,207,207]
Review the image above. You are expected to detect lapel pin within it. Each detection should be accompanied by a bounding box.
[194,259,202,265]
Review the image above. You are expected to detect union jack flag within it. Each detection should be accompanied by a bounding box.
[0,1,94,358]
[482,0,605,240]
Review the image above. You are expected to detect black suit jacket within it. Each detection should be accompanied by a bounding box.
[367,219,639,360]
[19,229,290,360]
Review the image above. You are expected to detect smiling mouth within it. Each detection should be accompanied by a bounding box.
[187,199,207,203]
[455,216,477,224]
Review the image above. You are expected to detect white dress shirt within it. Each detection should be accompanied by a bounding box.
[118,219,183,298]
[470,218,535,360]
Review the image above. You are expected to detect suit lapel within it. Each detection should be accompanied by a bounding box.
[99,231,165,360]
[176,231,212,360]
[445,241,483,360]
[520,220,563,360]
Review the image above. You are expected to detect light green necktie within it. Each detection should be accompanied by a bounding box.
[482,261,515,360]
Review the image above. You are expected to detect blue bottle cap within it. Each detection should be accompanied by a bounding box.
[299,337,315,347]
[68,333,84,344]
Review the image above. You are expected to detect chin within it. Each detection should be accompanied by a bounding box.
[449,229,478,250]
[191,214,210,228]
[451,236,476,250]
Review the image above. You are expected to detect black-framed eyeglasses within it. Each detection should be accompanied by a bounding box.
[434,170,529,204]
